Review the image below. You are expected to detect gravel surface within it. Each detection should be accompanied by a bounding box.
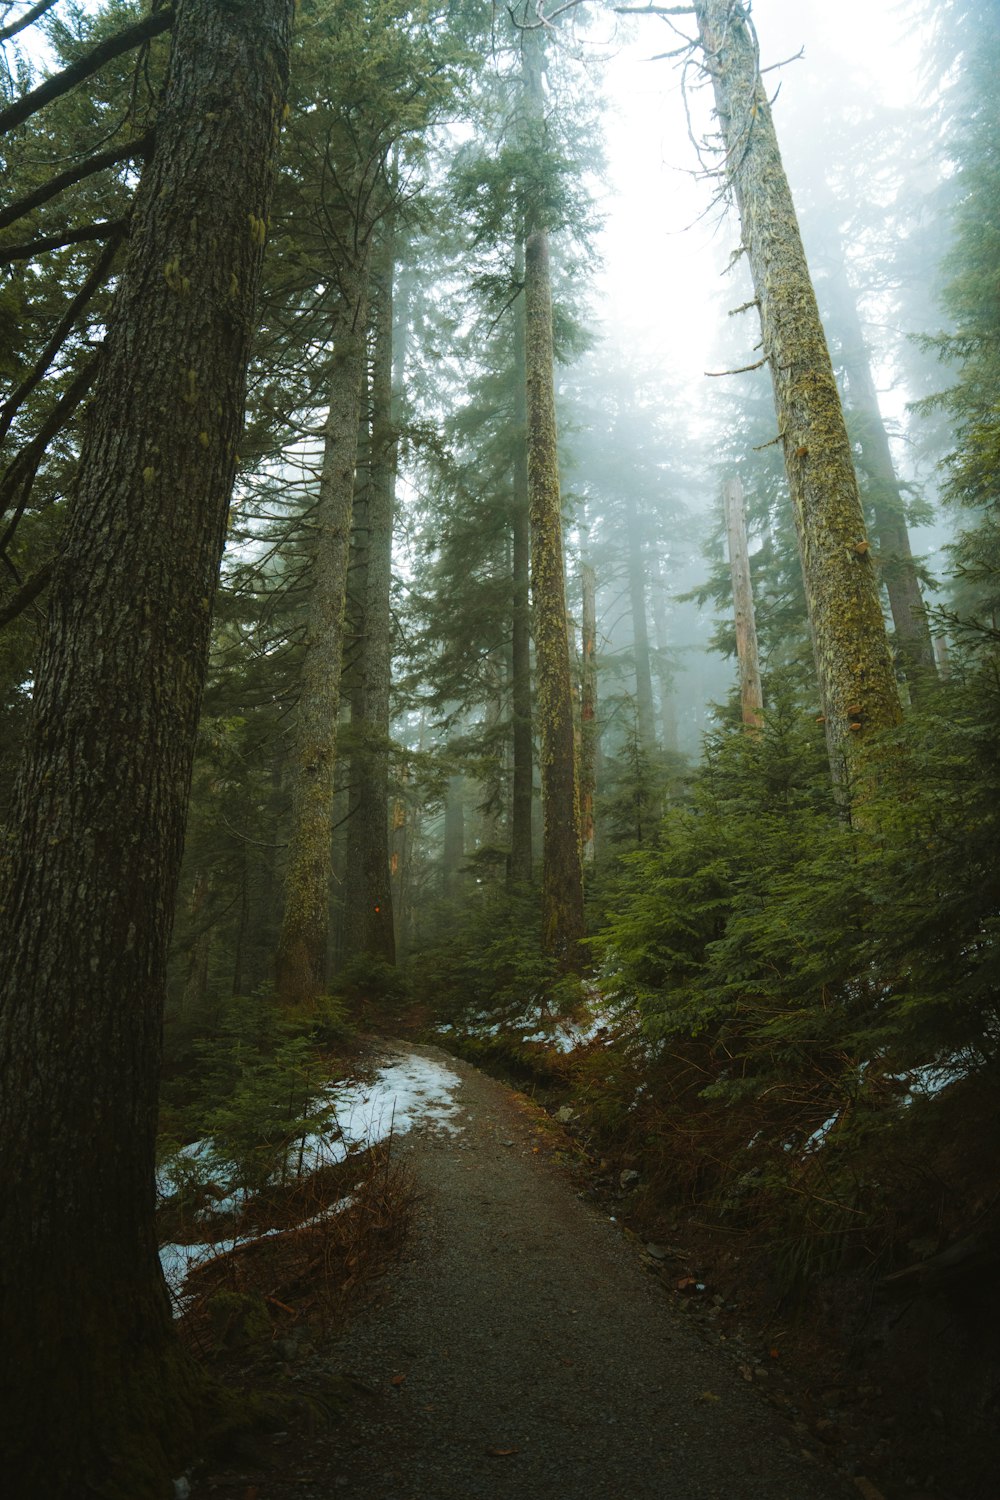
[312,1043,855,1500]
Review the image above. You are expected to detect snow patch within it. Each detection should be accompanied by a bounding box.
[158,1050,463,1303]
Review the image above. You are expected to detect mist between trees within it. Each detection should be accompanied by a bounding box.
[1,0,998,1494]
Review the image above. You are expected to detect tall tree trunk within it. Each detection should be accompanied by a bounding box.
[626,494,657,749]
[651,568,679,755]
[276,254,372,1006]
[343,232,396,963]
[442,771,465,897]
[510,238,534,887]
[522,21,585,965]
[0,3,294,1493]
[179,868,214,1019]
[579,558,598,868]
[723,476,764,728]
[693,0,903,785]
[823,251,937,701]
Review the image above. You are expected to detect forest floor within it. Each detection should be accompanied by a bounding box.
[185,1041,877,1500]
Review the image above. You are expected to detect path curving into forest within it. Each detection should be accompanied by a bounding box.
[193,1043,857,1499]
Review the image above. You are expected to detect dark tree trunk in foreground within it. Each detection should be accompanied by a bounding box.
[723,476,764,728]
[276,256,371,1005]
[0,3,294,1494]
[510,239,534,887]
[693,0,903,782]
[522,23,585,965]
[824,250,937,702]
[343,234,396,963]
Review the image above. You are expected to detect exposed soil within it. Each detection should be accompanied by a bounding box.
[189,1043,866,1499]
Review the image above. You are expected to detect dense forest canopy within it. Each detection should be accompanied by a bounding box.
[1,0,998,1494]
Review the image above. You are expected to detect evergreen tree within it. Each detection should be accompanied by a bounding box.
[690,0,904,791]
[0,2,295,1490]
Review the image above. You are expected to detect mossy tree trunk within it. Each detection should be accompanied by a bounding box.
[693,0,903,782]
[510,237,534,888]
[522,22,585,966]
[343,230,396,963]
[823,248,937,702]
[276,252,372,1006]
[0,2,294,1492]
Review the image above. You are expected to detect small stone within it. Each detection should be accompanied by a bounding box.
[555,1105,575,1124]
[619,1169,640,1189]
[501,1140,514,1148]
[645,1243,669,1260]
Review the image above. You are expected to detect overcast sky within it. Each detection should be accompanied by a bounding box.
[589,0,924,382]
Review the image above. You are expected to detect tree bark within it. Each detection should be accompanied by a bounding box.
[823,251,937,701]
[342,232,396,963]
[693,0,903,783]
[723,475,764,728]
[509,238,534,887]
[276,253,371,1006]
[0,3,294,1494]
[522,22,585,966]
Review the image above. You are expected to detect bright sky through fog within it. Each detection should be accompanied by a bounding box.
[589,0,924,381]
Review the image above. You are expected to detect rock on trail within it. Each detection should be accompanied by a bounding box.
[317,1043,854,1500]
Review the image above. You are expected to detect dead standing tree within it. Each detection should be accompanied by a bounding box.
[688,0,903,786]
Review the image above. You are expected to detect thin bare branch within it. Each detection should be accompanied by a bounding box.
[0,0,59,44]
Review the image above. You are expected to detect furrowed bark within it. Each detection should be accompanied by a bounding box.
[693,0,903,784]
[0,3,295,1494]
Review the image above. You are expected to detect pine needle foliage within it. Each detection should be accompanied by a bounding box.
[595,670,1000,1118]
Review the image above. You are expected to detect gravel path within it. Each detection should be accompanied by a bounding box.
[315,1043,855,1500]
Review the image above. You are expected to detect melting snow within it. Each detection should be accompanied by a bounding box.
[158,1050,463,1302]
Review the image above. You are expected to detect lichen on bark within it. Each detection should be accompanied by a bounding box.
[693,0,903,791]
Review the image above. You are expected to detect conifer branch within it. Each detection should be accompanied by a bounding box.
[0,134,151,233]
[0,227,123,445]
[0,217,128,263]
[0,7,174,135]
[0,559,52,629]
[0,0,59,44]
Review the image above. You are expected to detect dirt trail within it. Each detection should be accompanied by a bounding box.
[195,1043,857,1498]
